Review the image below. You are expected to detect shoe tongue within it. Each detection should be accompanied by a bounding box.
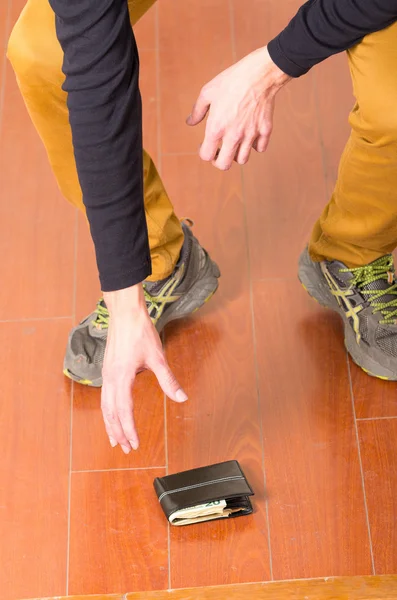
[144,223,191,296]
[90,298,109,337]
[145,265,184,297]
[145,278,167,296]
[326,261,354,286]
[328,257,397,308]
[362,278,396,306]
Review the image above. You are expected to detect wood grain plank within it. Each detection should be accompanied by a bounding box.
[71,370,165,471]
[232,0,304,60]
[0,0,9,93]
[314,54,353,197]
[159,0,234,155]
[0,320,71,600]
[350,359,397,419]
[31,575,397,600]
[68,469,168,595]
[243,78,326,280]
[127,575,397,599]
[254,279,372,579]
[134,3,156,51]
[73,220,165,470]
[358,419,397,574]
[232,0,326,281]
[9,0,26,26]
[162,155,271,588]
[0,61,75,320]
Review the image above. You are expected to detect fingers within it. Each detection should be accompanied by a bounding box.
[230,132,271,168]
[101,379,138,454]
[253,133,271,153]
[211,135,240,171]
[116,379,139,450]
[199,129,222,162]
[102,413,118,448]
[186,89,211,127]
[151,354,188,404]
[206,131,272,170]
[235,137,255,165]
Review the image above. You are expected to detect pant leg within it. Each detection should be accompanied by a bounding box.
[309,22,397,268]
[7,0,183,282]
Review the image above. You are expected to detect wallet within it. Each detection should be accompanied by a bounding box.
[153,460,254,526]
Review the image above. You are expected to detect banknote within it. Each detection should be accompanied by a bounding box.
[169,500,243,525]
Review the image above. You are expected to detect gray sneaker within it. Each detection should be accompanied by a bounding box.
[64,224,220,387]
[298,247,397,380]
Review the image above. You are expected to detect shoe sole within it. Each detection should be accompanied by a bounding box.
[63,258,221,388]
[298,248,397,381]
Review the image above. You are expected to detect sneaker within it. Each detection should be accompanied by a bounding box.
[298,247,397,380]
[64,223,220,387]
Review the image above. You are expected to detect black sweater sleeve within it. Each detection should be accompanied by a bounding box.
[49,0,151,292]
[268,0,397,78]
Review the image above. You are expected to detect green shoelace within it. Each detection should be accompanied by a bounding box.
[91,287,158,330]
[92,300,109,329]
[340,255,397,324]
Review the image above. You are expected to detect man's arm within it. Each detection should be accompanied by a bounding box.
[50,0,151,292]
[268,0,397,77]
[188,0,397,171]
[51,0,186,453]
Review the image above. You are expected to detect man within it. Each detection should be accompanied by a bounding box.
[7,0,397,452]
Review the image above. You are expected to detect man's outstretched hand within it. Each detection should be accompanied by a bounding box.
[187,47,290,170]
[102,285,188,454]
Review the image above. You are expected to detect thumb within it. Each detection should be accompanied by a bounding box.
[186,92,210,127]
[152,358,188,403]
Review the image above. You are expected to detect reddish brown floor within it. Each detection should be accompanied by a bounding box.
[0,1,396,599]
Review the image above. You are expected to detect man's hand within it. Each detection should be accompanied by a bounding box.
[102,285,188,454]
[187,46,290,171]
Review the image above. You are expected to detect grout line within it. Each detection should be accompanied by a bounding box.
[155,3,171,590]
[346,353,376,574]
[0,315,72,323]
[0,0,11,135]
[71,209,79,320]
[314,52,376,579]
[65,209,79,595]
[357,415,397,422]
[65,382,74,596]
[72,466,166,474]
[164,344,171,592]
[228,0,273,581]
[154,2,162,172]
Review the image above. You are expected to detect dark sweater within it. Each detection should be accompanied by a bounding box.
[49,0,397,291]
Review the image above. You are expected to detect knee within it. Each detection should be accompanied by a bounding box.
[7,18,62,84]
[7,21,32,79]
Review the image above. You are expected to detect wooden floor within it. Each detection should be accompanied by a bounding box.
[29,576,397,600]
[0,1,396,599]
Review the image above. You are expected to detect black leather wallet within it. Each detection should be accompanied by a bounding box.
[154,460,254,526]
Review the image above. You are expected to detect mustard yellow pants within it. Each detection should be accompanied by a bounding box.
[7,2,397,274]
[310,22,397,267]
[7,0,183,283]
